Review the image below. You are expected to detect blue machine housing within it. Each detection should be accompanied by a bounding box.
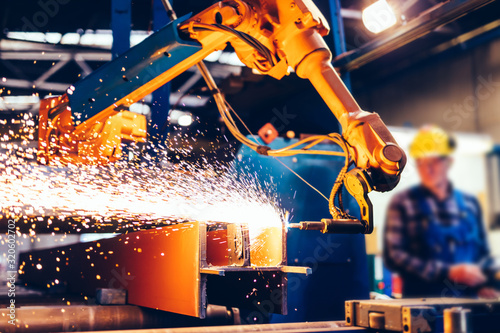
[68,15,200,122]
[234,138,369,323]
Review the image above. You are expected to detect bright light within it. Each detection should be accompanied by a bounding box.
[129,103,150,115]
[204,50,245,66]
[131,31,151,46]
[80,234,117,243]
[61,33,81,45]
[79,32,113,48]
[178,114,193,127]
[45,32,62,44]
[169,110,194,126]
[0,95,40,111]
[7,32,46,42]
[362,0,397,34]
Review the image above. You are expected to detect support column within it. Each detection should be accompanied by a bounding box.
[328,0,351,89]
[111,0,131,59]
[150,0,172,142]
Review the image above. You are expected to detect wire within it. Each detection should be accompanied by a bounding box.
[224,100,260,145]
[273,157,329,202]
[222,92,350,209]
[48,102,70,120]
[179,22,276,70]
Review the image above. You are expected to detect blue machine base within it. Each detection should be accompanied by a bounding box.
[233,138,370,323]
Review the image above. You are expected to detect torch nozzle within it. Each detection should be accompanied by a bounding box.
[289,219,367,234]
[288,221,326,231]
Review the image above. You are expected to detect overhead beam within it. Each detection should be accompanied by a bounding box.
[74,54,94,76]
[34,57,71,86]
[356,18,500,87]
[0,79,210,107]
[341,8,362,20]
[177,72,202,94]
[0,51,111,62]
[0,78,69,92]
[333,0,497,71]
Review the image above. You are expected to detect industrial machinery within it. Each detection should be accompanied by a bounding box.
[12,0,408,330]
[36,0,406,234]
[345,298,500,333]
[7,1,500,332]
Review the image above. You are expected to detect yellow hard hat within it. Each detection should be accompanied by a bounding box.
[409,125,455,159]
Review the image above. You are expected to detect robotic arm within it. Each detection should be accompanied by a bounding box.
[37,0,406,234]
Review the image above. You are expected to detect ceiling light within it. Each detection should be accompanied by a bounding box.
[362,0,397,34]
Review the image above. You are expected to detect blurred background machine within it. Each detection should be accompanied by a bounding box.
[1,0,500,332]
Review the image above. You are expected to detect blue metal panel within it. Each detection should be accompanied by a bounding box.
[234,138,369,323]
[328,0,351,88]
[68,15,200,122]
[150,0,173,141]
[111,0,131,59]
[329,0,347,57]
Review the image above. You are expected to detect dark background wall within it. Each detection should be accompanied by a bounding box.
[353,37,500,142]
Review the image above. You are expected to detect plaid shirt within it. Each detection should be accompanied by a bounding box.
[383,184,489,297]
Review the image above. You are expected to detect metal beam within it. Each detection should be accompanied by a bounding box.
[328,0,351,95]
[111,0,132,59]
[366,18,500,83]
[177,72,202,94]
[399,0,422,15]
[0,51,111,62]
[150,0,173,141]
[82,321,366,333]
[0,304,239,333]
[341,8,362,20]
[0,78,69,91]
[74,54,94,76]
[0,215,190,234]
[333,0,497,71]
[34,57,71,86]
[329,0,347,57]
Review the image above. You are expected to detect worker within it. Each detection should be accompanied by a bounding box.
[383,125,499,298]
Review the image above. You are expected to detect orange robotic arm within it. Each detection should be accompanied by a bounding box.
[37,0,406,233]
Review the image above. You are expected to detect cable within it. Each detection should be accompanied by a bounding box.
[222,92,351,211]
[48,102,69,120]
[273,157,329,202]
[179,22,276,70]
[223,100,260,145]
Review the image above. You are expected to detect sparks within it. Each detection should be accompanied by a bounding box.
[0,122,286,258]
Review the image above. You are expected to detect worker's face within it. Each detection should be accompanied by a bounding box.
[416,156,452,188]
